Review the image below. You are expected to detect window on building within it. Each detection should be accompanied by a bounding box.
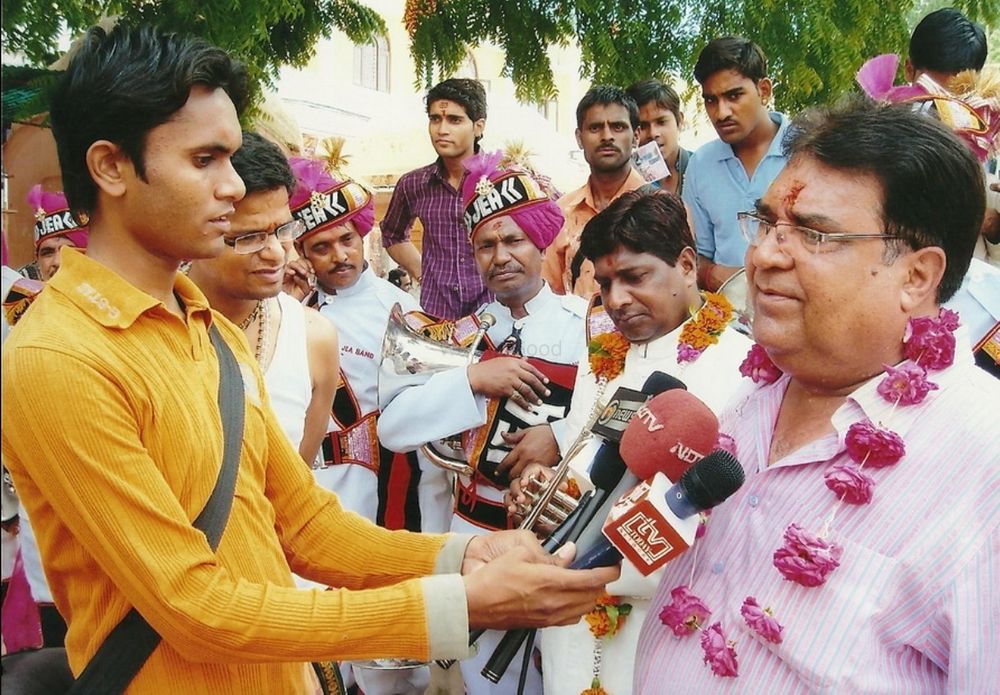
[353,36,390,92]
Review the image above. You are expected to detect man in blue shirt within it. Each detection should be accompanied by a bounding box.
[683,36,790,291]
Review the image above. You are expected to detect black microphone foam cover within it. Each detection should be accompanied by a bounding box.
[641,371,686,395]
[588,443,627,491]
[680,450,746,511]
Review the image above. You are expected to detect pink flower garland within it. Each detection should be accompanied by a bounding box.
[659,585,711,636]
[823,462,875,504]
[740,597,784,644]
[738,344,782,385]
[672,308,960,678]
[773,523,843,587]
[844,420,906,468]
[902,308,958,369]
[700,623,739,677]
[876,361,939,405]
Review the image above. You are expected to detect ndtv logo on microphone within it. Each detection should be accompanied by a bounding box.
[669,440,705,464]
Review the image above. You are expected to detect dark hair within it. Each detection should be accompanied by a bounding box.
[575,85,639,130]
[231,131,295,196]
[784,97,984,302]
[909,8,987,74]
[694,36,768,84]
[626,79,683,122]
[387,268,409,287]
[50,24,249,216]
[578,189,694,267]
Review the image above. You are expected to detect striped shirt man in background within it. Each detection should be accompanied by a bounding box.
[635,98,999,692]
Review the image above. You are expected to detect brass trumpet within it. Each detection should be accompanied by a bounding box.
[512,393,608,534]
[377,303,494,477]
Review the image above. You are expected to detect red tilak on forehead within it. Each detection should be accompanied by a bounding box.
[437,102,449,116]
[784,181,806,210]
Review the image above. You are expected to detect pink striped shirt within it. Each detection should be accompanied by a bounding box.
[634,333,1000,693]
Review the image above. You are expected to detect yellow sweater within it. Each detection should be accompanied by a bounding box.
[1,249,463,693]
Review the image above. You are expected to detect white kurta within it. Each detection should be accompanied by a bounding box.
[378,283,587,695]
[540,317,752,695]
[263,292,313,455]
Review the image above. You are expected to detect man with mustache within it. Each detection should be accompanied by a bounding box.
[542,86,645,297]
[684,36,790,292]
[379,151,586,695]
[291,158,453,537]
[27,186,89,281]
[188,132,339,467]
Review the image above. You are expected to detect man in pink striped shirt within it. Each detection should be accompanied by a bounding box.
[634,98,999,692]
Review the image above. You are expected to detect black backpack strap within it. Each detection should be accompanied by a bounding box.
[68,323,245,694]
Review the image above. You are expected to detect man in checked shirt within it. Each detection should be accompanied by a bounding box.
[382,79,494,320]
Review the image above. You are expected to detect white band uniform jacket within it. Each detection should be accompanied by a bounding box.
[378,282,587,695]
[312,266,451,532]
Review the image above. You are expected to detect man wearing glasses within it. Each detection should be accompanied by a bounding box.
[187,132,340,468]
[634,99,998,691]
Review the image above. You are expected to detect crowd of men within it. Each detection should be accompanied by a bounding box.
[1,6,998,695]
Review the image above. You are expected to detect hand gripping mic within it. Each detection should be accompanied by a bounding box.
[443,372,686,673]
[482,388,720,684]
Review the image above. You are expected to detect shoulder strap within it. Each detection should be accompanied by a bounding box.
[68,323,245,694]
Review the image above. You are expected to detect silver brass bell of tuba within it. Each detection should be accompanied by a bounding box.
[378,303,495,476]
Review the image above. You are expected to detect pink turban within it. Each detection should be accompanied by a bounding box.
[460,151,563,250]
[287,157,374,241]
[28,185,88,249]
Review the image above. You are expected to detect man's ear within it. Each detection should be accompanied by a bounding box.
[678,246,698,286]
[473,118,486,140]
[900,245,946,313]
[575,128,583,150]
[85,140,130,199]
[757,78,773,106]
[903,58,915,83]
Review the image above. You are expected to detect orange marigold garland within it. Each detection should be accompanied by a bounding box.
[588,331,630,382]
[582,593,632,694]
[677,292,734,364]
[564,477,582,500]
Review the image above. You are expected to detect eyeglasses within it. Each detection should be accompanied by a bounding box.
[224,219,305,255]
[737,212,903,255]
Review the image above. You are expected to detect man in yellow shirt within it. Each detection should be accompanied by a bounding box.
[0,24,617,694]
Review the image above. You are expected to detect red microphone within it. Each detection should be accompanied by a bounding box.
[619,389,720,481]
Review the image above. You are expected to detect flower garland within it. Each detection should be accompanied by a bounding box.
[656,307,959,678]
[588,331,630,382]
[581,592,632,695]
[677,292,734,364]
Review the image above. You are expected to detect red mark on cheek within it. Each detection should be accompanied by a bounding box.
[784,181,805,210]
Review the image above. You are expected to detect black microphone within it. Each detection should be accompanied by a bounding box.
[541,372,686,553]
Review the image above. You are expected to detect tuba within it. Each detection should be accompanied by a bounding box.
[378,303,494,476]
